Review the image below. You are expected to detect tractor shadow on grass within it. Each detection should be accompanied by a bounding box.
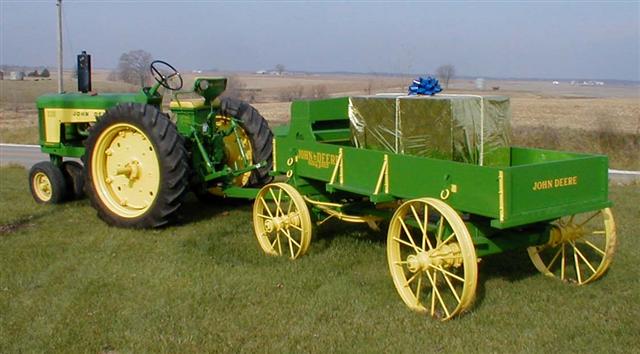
[173,192,254,226]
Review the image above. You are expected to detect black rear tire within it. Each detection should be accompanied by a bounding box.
[29,161,68,204]
[83,103,189,228]
[219,97,273,186]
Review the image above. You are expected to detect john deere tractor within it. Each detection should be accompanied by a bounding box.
[31,58,273,228]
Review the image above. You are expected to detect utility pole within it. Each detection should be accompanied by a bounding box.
[57,0,63,93]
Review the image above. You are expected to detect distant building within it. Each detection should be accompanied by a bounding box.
[475,78,485,90]
[0,71,3,80]
[9,71,25,80]
[255,70,267,75]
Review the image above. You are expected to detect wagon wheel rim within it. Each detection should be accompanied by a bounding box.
[91,123,160,218]
[527,208,616,285]
[387,198,477,321]
[253,183,312,259]
[216,115,253,187]
[32,172,53,202]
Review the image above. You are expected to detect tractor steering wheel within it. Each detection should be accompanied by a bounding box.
[150,60,183,91]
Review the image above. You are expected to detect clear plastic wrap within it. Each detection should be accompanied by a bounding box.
[348,94,511,167]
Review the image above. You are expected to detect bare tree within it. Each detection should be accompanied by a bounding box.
[222,75,249,101]
[310,85,329,99]
[278,85,304,101]
[116,50,153,86]
[274,64,285,75]
[435,64,456,89]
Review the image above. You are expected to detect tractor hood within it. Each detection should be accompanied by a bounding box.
[36,90,160,110]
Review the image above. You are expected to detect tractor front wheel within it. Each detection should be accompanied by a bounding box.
[29,161,68,204]
[83,103,189,228]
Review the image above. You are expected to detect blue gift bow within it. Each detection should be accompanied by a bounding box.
[408,76,442,96]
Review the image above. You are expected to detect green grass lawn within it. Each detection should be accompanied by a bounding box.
[1,166,638,353]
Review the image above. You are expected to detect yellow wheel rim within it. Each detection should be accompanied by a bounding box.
[528,208,617,285]
[387,198,477,320]
[216,115,253,187]
[253,183,312,259]
[91,123,160,218]
[32,171,53,202]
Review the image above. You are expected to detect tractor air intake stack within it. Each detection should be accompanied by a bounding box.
[77,50,92,93]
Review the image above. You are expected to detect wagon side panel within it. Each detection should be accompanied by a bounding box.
[500,150,610,227]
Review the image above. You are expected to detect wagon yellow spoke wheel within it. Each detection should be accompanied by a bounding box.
[528,208,616,285]
[387,198,477,321]
[253,183,312,259]
[91,123,160,218]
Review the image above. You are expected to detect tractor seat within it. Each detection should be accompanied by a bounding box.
[169,98,207,109]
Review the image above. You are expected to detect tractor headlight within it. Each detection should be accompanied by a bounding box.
[198,80,209,91]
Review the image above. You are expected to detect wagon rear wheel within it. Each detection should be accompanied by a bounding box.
[527,208,616,285]
[387,198,477,321]
[253,183,312,259]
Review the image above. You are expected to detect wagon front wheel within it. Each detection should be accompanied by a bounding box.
[387,198,477,321]
[527,208,616,285]
[253,183,312,259]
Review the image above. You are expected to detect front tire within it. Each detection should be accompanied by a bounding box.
[29,161,68,204]
[83,103,189,228]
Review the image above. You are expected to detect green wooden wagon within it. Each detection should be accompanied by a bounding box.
[251,97,616,320]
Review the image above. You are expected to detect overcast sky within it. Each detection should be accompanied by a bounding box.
[1,1,638,81]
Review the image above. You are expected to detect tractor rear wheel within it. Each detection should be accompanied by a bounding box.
[83,103,189,228]
[219,97,273,186]
[29,161,68,204]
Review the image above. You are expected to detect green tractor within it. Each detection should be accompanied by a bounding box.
[31,59,273,227]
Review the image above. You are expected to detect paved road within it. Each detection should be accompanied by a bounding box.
[1,144,638,184]
[0,144,51,168]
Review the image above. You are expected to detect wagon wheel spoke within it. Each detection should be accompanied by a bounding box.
[259,196,274,218]
[410,204,433,250]
[583,240,606,256]
[281,228,302,249]
[387,198,477,321]
[399,217,423,253]
[436,215,445,245]
[431,264,465,283]
[527,208,616,285]
[571,241,598,275]
[253,183,313,259]
[425,269,450,319]
[545,246,564,271]
[440,269,462,303]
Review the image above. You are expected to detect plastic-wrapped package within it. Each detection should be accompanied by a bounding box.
[348,95,511,167]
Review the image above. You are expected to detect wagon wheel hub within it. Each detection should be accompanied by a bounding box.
[264,212,301,233]
[406,243,463,273]
[548,224,585,247]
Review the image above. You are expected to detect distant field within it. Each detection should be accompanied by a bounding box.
[0,166,638,352]
[0,71,638,169]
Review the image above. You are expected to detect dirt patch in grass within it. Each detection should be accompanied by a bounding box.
[0,216,34,235]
